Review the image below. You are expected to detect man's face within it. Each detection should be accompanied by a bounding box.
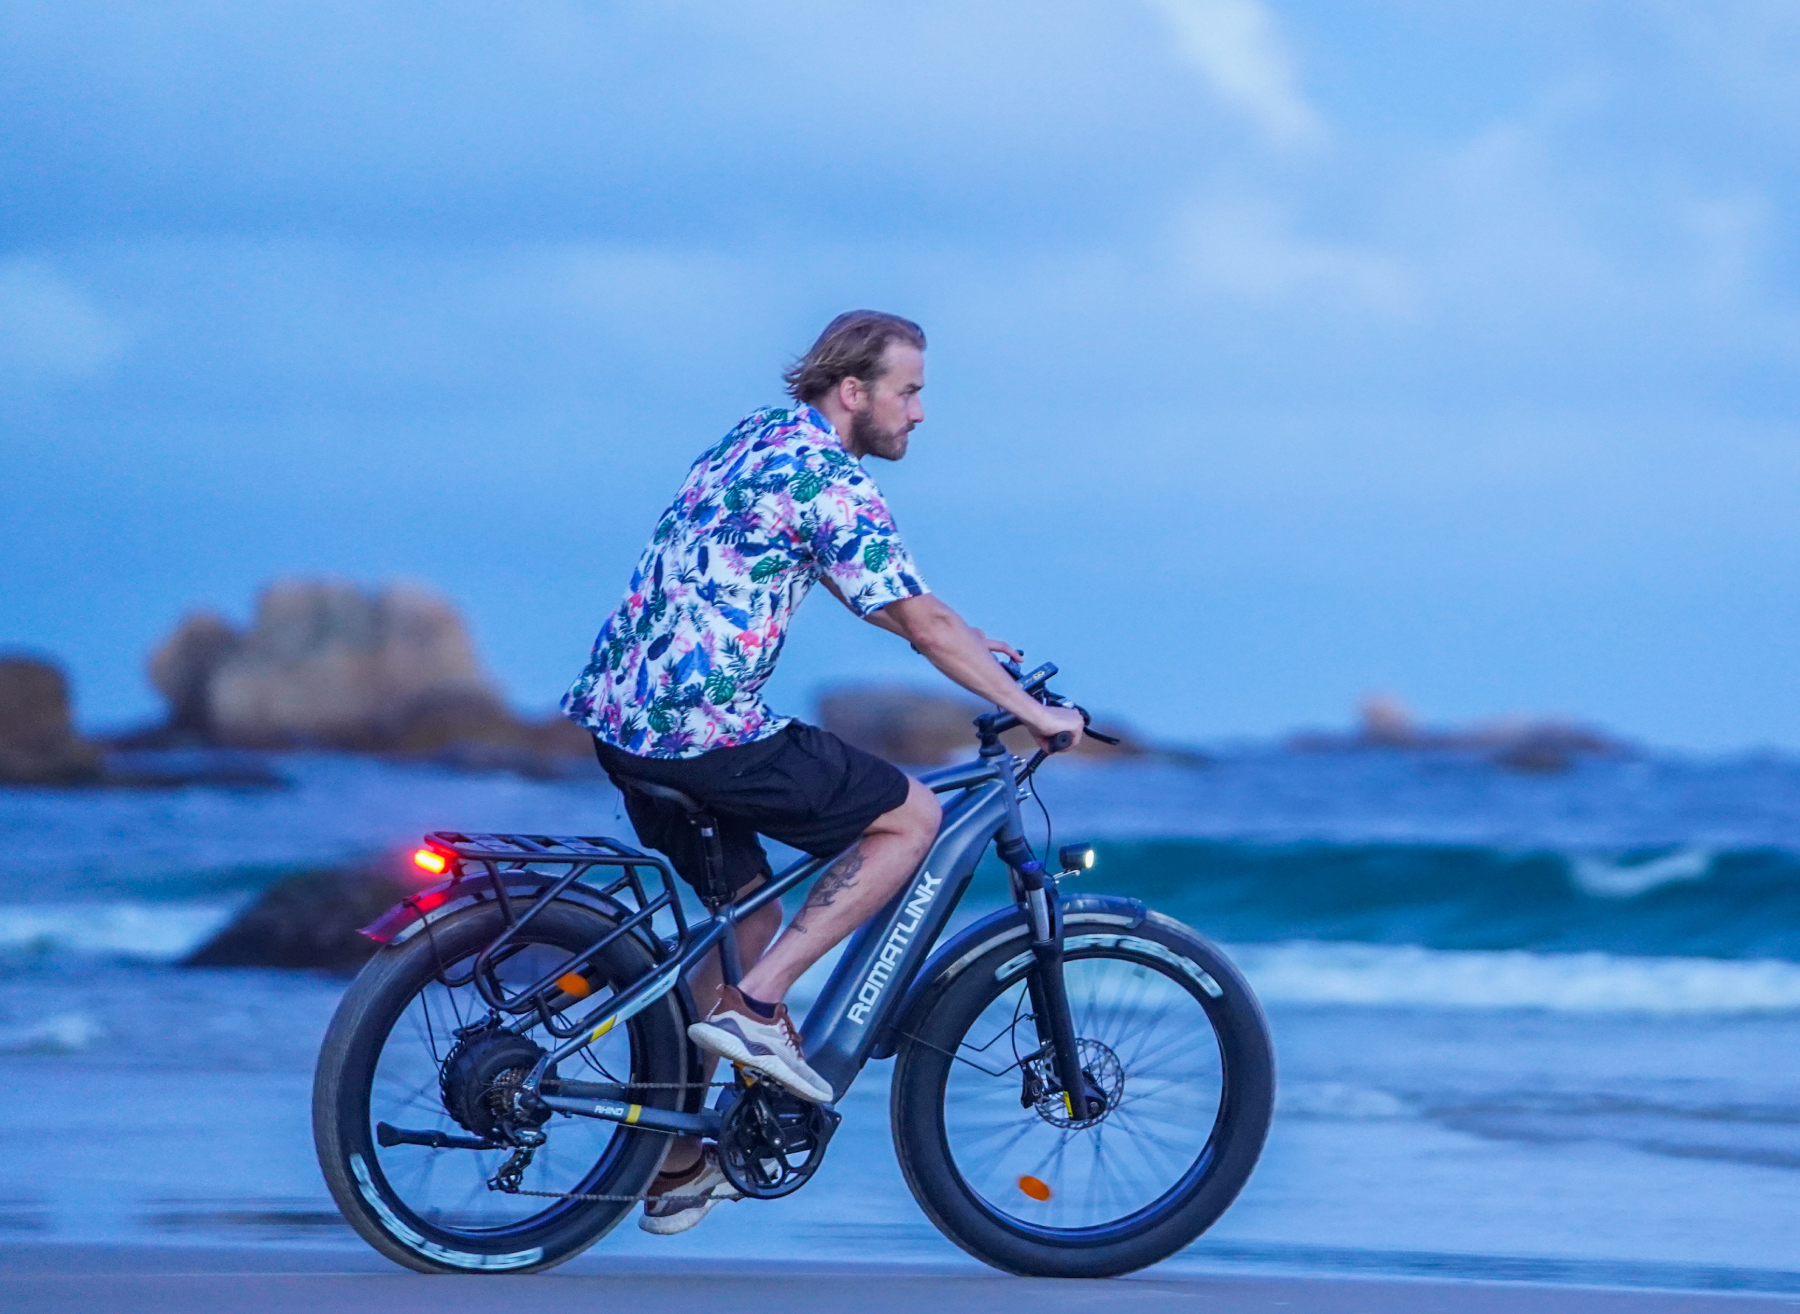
[847,343,925,461]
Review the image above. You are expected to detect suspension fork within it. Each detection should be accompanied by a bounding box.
[989,752,1102,1120]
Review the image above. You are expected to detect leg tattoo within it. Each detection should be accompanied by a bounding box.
[791,845,867,934]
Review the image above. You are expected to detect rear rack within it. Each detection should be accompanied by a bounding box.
[421,830,689,1039]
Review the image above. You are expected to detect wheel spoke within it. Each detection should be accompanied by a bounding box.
[938,946,1228,1233]
[341,921,675,1244]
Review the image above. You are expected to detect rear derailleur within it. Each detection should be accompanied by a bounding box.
[437,1021,554,1193]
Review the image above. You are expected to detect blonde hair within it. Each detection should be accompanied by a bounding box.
[783,310,926,404]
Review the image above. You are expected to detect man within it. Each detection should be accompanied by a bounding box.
[562,310,1084,1233]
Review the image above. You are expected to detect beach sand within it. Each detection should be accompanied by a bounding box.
[7,1242,1798,1314]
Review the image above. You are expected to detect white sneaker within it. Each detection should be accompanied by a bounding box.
[688,985,834,1104]
[639,1146,740,1235]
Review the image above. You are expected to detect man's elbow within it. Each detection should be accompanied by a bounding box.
[897,598,962,655]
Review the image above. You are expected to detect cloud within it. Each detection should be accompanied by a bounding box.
[1146,0,1322,145]
[0,258,125,383]
[1177,200,1413,314]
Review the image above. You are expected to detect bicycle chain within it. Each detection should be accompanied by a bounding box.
[505,1186,725,1204]
[492,1080,737,1205]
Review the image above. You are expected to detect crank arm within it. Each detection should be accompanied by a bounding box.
[376,1122,498,1151]
[538,1094,721,1139]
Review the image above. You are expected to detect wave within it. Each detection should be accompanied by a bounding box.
[3,895,1798,1016]
[0,902,237,962]
[1232,941,1800,1015]
[1072,839,1800,960]
[0,1012,102,1054]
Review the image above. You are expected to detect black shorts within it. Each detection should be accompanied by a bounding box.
[593,721,911,897]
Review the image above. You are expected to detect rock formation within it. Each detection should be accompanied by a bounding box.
[0,656,103,784]
[142,580,591,767]
[181,858,415,972]
[141,579,595,771]
[148,610,240,737]
[817,685,989,765]
[1287,693,1628,773]
[816,683,1151,766]
[202,580,500,748]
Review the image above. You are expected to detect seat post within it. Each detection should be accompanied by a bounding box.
[611,774,740,981]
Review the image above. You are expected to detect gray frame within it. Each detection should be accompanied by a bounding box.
[524,752,1028,1134]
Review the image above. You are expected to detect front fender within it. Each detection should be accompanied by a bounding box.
[868,893,1146,1060]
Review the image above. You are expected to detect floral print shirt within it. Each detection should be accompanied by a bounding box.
[563,405,929,758]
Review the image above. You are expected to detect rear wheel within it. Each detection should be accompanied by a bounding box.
[890,913,1273,1277]
[313,901,690,1272]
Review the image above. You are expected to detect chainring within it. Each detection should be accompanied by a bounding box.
[715,1081,840,1199]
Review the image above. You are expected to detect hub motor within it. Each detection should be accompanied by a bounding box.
[439,1027,551,1144]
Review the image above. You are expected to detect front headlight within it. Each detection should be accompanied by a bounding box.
[1057,843,1096,874]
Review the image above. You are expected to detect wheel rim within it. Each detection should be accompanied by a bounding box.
[939,948,1225,1235]
[364,938,640,1236]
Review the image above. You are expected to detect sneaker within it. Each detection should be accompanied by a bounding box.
[688,985,834,1104]
[639,1146,740,1235]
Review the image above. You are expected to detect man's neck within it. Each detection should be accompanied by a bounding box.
[810,396,864,457]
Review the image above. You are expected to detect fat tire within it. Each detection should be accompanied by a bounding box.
[313,900,689,1273]
[890,911,1274,1278]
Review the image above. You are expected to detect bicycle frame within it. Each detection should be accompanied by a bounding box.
[517,740,1072,1138]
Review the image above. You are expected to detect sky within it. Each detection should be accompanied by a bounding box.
[3,0,1796,750]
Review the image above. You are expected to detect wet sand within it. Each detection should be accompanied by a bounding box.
[6,1244,1796,1314]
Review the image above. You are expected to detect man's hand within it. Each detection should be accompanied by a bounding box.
[1023,703,1086,753]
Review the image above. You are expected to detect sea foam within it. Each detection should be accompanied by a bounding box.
[1232,940,1800,1015]
[0,902,236,961]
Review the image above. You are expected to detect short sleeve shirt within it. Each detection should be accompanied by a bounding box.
[562,405,930,758]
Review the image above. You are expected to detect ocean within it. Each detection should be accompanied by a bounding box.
[3,746,1798,1289]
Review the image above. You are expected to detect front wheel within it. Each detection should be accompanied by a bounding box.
[890,912,1274,1277]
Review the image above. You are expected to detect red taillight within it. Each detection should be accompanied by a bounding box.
[412,847,449,875]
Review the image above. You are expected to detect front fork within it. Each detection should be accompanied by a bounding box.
[991,766,1105,1121]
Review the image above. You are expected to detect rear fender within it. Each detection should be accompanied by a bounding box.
[360,872,663,959]
[361,871,707,1111]
[868,893,1146,1060]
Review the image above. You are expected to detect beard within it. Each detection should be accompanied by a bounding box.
[848,405,910,461]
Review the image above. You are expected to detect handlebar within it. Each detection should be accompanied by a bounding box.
[981,656,1122,754]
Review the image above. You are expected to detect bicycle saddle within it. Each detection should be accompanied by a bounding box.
[615,777,706,817]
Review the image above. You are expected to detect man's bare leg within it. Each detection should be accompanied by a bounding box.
[659,890,781,1176]
[663,779,939,1171]
[738,777,942,1004]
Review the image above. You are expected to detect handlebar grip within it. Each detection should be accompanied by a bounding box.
[1047,731,1075,752]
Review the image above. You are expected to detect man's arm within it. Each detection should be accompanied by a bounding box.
[831,579,1022,662]
[872,594,1085,751]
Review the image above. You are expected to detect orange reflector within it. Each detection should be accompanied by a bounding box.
[1018,1175,1053,1202]
[556,972,593,999]
[412,848,449,875]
